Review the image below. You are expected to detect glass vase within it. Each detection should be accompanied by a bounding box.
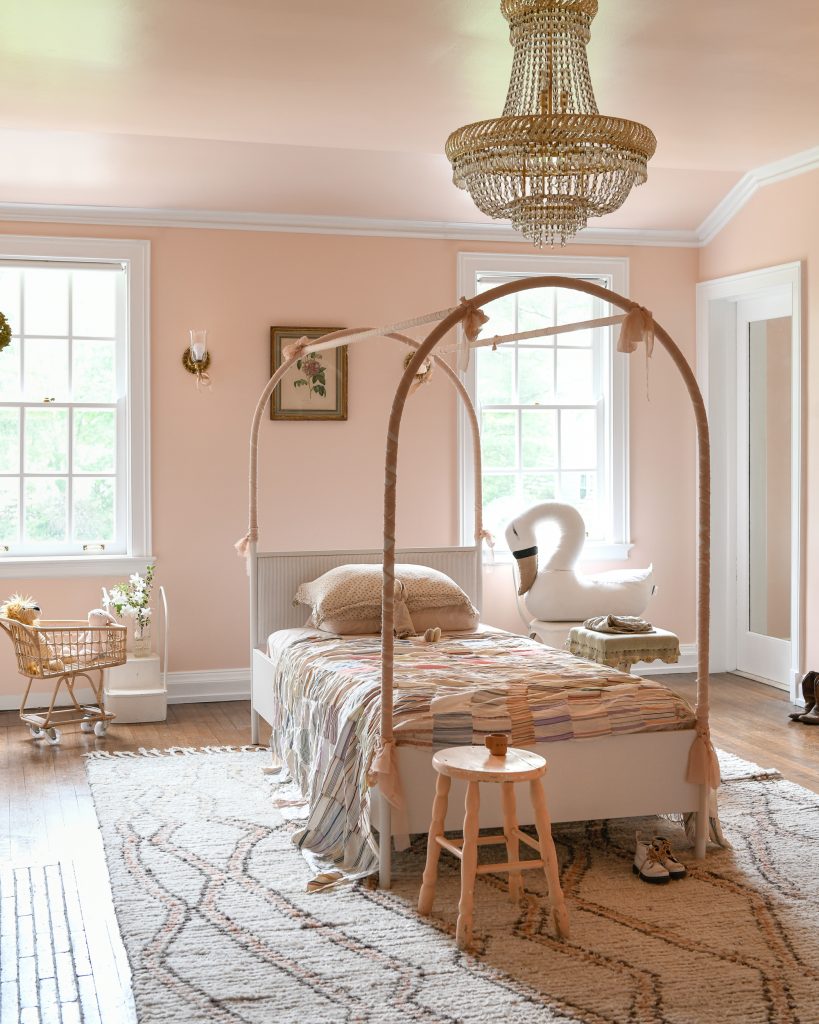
[132,623,152,658]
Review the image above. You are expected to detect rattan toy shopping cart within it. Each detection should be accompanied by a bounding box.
[0,617,127,744]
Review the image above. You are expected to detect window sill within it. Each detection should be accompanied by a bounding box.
[0,555,154,580]
[483,541,634,566]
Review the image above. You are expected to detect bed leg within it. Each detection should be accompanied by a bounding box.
[251,707,260,746]
[379,802,392,890]
[694,783,708,859]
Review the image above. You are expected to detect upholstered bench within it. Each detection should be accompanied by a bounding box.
[567,625,680,674]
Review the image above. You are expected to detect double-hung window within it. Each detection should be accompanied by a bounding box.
[458,253,630,560]
[0,236,150,576]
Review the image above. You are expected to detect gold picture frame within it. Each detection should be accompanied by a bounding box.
[269,327,347,421]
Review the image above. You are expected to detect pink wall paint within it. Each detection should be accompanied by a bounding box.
[0,221,699,698]
[698,167,819,673]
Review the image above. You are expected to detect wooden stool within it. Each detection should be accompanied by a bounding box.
[417,739,570,950]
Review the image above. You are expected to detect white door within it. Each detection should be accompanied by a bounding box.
[735,292,793,687]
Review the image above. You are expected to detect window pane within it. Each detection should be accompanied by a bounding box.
[24,408,69,472]
[73,477,115,542]
[0,478,19,545]
[561,472,600,538]
[73,409,116,473]
[560,409,597,469]
[482,474,517,542]
[522,473,557,504]
[0,336,21,401]
[0,408,20,473]
[517,287,554,335]
[24,477,67,543]
[556,348,595,402]
[521,409,557,469]
[73,339,116,402]
[72,270,117,338]
[554,328,593,349]
[24,338,69,401]
[557,287,595,325]
[518,349,554,404]
[478,291,515,337]
[482,410,517,469]
[477,348,514,405]
[24,269,69,336]
[0,268,21,333]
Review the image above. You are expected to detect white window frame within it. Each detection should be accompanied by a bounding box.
[457,251,631,562]
[0,234,151,578]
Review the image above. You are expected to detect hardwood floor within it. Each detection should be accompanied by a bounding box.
[0,677,816,1022]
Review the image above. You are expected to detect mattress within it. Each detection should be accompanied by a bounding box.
[265,627,694,879]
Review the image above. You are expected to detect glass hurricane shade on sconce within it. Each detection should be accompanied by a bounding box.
[182,328,212,380]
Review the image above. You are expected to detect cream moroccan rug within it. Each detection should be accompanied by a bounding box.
[85,748,819,1024]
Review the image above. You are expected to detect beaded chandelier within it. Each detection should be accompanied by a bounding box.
[445,0,657,247]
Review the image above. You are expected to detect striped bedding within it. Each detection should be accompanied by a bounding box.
[266,628,694,879]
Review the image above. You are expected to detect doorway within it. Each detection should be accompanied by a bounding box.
[697,263,803,698]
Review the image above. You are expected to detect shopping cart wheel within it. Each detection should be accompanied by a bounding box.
[45,728,61,745]
[80,719,94,733]
[93,720,108,738]
[29,725,45,739]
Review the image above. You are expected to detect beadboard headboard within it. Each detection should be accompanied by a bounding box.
[253,546,480,648]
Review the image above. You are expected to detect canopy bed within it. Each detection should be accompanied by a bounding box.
[237,276,721,889]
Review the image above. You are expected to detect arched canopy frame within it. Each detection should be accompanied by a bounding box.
[378,276,716,804]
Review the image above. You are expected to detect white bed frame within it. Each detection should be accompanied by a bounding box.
[249,546,705,888]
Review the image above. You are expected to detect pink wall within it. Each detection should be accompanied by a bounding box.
[698,168,819,672]
[0,221,700,697]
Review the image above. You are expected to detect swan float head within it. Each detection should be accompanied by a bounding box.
[505,502,655,622]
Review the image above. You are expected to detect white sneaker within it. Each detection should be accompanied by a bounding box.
[633,832,670,884]
[651,836,687,879]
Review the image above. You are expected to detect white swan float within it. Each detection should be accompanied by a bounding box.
[505,502,655,621]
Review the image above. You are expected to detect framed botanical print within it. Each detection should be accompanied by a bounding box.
[269,326,347,421]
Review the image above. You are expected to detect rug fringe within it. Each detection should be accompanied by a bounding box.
[84,744,267,759]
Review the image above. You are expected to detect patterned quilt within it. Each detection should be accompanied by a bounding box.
[266,628,694,879]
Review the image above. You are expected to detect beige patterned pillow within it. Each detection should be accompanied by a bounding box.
[293,563,477,629]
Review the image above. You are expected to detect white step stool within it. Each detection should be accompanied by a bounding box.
[103,585,168,723]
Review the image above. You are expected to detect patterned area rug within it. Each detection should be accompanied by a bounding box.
[86,747,819,1024]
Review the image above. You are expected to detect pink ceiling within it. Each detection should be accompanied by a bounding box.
[0,0,816,231]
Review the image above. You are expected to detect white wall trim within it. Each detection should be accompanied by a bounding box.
[0,146,816,249]
[167,668,251,704]
[0,202,698,248]
[697,145,819,245]
[0,667,251,711]
[630,643,698,676]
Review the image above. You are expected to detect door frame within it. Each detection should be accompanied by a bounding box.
[696,262,804,700]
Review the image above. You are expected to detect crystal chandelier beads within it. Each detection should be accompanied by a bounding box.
[446,0,656,247]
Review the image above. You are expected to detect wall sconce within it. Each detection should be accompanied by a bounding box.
[182,329,212,389]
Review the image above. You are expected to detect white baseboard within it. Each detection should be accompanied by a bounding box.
[0,668,251,711]
[166,668,250,704]
[630,644,698,676]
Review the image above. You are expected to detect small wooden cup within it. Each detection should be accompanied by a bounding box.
[484,733,509,757]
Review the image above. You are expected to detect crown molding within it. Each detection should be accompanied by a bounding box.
[0,200,699,248]
[1,143,816,249]
[697,145,819,246]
